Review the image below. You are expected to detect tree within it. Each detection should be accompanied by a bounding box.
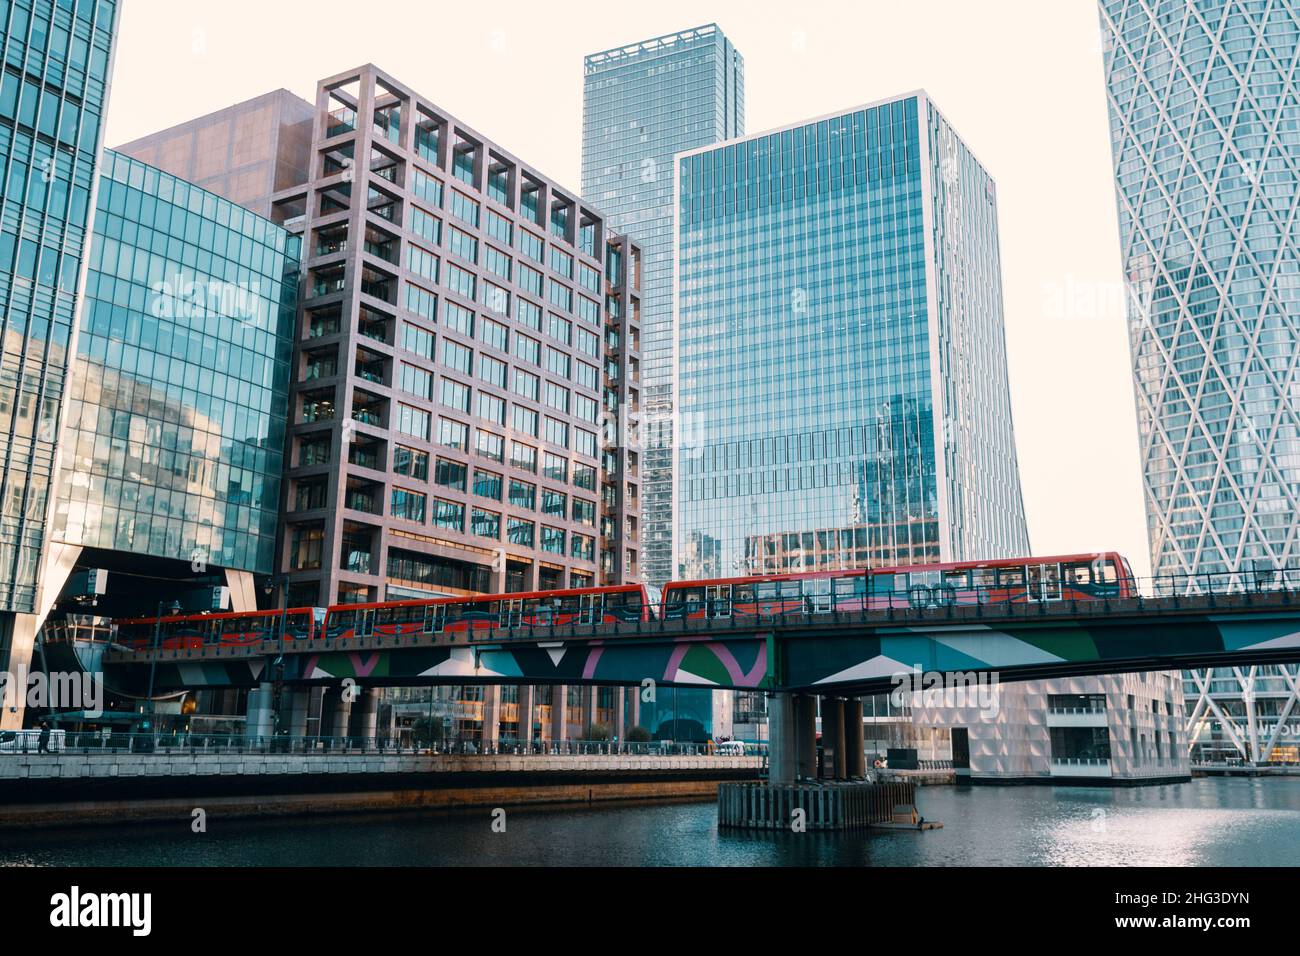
[411,716,447,746]
[584,722,611,742]
[626,725,651,743]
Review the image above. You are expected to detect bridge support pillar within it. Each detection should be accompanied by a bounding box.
[284,689,311,738]
[348,688,378,742]
[482,685,500,752]
[245,681,274,741]
[550,685,568,743]
[845,698,866,778]
[612,687,625,743]
[581,686,598,738]
[323,686,351,739]
[627,687,641,735]
[516,685,535,748]
[821,697,846,780]
[767,692,796,784]
[794,694,818,780]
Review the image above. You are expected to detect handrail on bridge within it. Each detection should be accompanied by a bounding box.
[70,564,1300,657]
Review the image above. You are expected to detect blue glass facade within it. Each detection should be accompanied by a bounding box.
[582,24,744,585]
[0,0,116,612]
[51,150,299,574]
[675,95,1028,578]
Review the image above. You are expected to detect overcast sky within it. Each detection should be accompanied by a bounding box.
[105,0,1151,578]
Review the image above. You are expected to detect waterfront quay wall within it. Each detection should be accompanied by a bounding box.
[0,753,766,828]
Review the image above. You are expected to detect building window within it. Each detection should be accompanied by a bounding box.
[438,418,468,450]
[432,498,464,532]
[541,525,565,554]
[435,457,467,491]
[391,488,427,523]
[394,445,429,480]
[471,508,501,539]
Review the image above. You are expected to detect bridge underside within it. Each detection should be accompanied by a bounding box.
[83,599,1300,694]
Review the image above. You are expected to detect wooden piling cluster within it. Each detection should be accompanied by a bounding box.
[717,780,917,831]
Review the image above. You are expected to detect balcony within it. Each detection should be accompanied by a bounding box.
[1046,706,1109,728]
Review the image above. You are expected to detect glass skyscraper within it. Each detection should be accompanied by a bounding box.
[1100,0,1300,763]
[0,0,116,613]
[51,149,300,576]
[582,23,744,585]
[675,95,1029,580]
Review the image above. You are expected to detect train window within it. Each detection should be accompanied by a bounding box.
[754,581,778,601]
[999,566,1025,587]
[733,584,754,603]
[972,568,996,589]
[422,604,443,632]
[943,569,970,589]
[833,576,865,596]
[914,571,941,589]
[1064,563,1092,585]
[1100,561,1118,584]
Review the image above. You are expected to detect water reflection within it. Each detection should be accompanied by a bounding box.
[2,778,1297,867]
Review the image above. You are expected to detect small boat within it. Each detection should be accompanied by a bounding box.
[870,804,944,831]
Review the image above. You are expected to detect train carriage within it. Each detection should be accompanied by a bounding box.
[662,552,1136,620]
[114,607,324,650]
[321,583,662,641]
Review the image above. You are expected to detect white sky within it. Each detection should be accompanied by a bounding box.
[104,0,1152,579]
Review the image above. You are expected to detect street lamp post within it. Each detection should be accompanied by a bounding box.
[144,599,181,744]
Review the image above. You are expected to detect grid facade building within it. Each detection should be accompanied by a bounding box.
[582,23,744,586]
[1100,0,1300,765]
[274,65,642,609]
[674,94,1029,579]
[51,149,300,576]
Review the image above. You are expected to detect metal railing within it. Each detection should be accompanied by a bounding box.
[77,563,1300,658]
[3,731,769,759]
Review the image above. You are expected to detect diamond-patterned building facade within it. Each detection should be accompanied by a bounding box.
[1101,0,1300,764]
[1101,0,1300,580]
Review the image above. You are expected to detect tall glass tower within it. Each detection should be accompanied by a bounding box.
[1100,0,1300,763]
[675,95,1029,580]
[0,0,118,732]
[582,23,744,586]
[0,0,117,614]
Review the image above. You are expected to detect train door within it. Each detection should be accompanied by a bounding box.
[500,598,523,628]
[806,577,833,613]
[1027,564,1062,602]
[705,584,732,618]
[422,604,445,634]
[357,608,375,638]
[578,592,602,625]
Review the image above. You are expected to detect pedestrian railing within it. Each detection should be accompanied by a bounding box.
[2,731,769,759]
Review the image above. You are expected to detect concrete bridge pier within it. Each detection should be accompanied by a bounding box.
[845,698,866,778]
[284,689,311,737]
[768,692,820,784]
[347,688,378,741]
[245,682,274,740]
[323,686,352,738]
[821,697,846,780]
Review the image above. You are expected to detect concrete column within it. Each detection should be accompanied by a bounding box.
[348,688,379,741]
[516,684,535,747]
[820,697,846,780]
[550,684,568,742]
[767,692,796,785]
[612,686,626,742]
[284,689,311,737]
[580,685,598,737]
[845,698,866,778]
[245,681,274,740]
[481,685,500,751]
[627,686,641,734]
[794,694,818,781]
[324,687,352,738]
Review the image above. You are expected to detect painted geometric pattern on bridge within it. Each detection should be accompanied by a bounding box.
[294,639,769,688]
[783,618,1300,688]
